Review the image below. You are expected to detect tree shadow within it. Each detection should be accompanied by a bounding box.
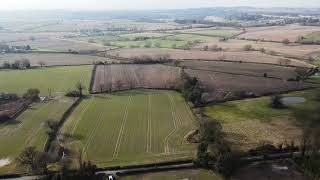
[63,133,85,141]
[0,117,21,125]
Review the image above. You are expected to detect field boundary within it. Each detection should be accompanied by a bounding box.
[89,65,98,94]
[44,97,82,152]
[103,53,313,68]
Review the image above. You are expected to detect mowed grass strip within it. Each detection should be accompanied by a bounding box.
[0,97,76,160]
[0,66,93,95]
[61,90,197,167]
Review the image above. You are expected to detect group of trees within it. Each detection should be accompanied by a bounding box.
[1,59,31,69]
[181,74,204,106]
[195,117,240,177]
[131,54,172,64]
[16,146,99,180]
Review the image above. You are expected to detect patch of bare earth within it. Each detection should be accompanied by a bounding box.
[92,64,181,93]
[239,25,320,42]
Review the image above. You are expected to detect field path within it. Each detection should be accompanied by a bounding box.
[112,96,132,159]
[146,93,152,153]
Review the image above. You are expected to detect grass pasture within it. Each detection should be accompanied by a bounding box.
[0,66,92,96]
[299,32,320,44]
[0,53,109,66]
[171,27,242,37]
[76,33,203,49]
[61,90,197,167]
[0,97,76,172]
[204,89,320,151]
[8,38,109,52]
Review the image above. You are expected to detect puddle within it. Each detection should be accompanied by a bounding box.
[0,158,10,167]
[281,97,306,105]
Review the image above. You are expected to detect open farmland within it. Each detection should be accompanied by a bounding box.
[299,31,320,44]
[61,90,197,167]
[185,69,313,102]
[170,27,242,37]
[0,32,78,43]
[8,38,110,52]
[92,64,181,93]
[76,33,207,49]
[121,169,223,180]
[0,53,109,66]
[239,25,320,42]
[194,39,320,59]
[0,97,75,172]
[107,48,313,67]
[180,60,300,79]
[0,66,92,95]
[203,89,320,151]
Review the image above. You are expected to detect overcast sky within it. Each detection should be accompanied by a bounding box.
[0,0,319,10]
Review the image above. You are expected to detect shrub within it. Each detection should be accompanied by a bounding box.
[271,94,284,108]
[243,44,253,51]
[66,90,81,97]
[23,89,40,101]
[282,38,290,45]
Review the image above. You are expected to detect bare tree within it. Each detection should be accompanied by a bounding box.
[76,82,85,97]
[115,80,123,91]
[16,146,49,174]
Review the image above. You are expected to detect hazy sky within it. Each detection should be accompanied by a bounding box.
[0,0,319,10]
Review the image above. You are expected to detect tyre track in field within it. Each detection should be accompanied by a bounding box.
[70,98,94,135]
[82,103,106,155]
[112,96,132,159]
[164,93,180,154]
[146,93,152,153]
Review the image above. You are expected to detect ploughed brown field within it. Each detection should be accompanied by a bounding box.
[185,69,313,102]
[193,39,320,59]
[92,63,313,103]
[239,25,320,42]
[91,64,182,93]
[107,48,313,67]
[180,60,299,80]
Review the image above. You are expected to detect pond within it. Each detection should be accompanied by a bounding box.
[281,97,306,105]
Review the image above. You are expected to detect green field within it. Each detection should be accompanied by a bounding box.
[77,33,215,49]
[203,89,320,151]
[173,27,242,37]
[300,32,320,44]
[121,169,223,180]
[0,97,76,173]
[0,66,92,96]
[61,90,197,167]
